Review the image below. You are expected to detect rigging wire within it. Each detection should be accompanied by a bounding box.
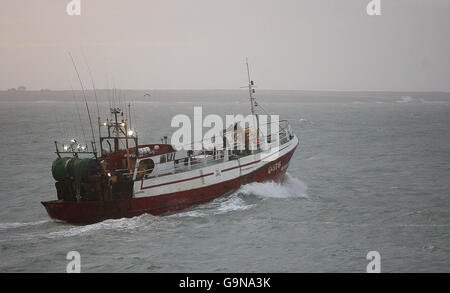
[82,51,102,149]
[132,99,139,137]
[52,101,66,145]
[112,80,117,109]
[68,52,97,154]
[69,81,87,145]
[105,74,112,111]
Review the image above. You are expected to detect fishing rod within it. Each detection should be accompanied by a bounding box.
[82,51,102,155]
[68,52,97,157]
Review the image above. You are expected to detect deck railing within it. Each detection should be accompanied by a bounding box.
[131,120,294,180]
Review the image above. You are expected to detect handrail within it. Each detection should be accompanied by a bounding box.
[132,130,293,179]
[145,119,292,154]
[108,121,293,179]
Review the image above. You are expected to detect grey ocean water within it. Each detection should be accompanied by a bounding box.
[0,91,449,272]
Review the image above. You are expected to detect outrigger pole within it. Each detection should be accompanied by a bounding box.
[69,52,97,157]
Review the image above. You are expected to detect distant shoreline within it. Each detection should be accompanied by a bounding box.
[0,89,449,103]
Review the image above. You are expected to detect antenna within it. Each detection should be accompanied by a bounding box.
[245,58,260,150]
[69,52,97,157]
[246,58,256,115]
[128,102,132,129]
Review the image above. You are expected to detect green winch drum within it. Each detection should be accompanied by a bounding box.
[51,157,73,181]
[52,157,102,183]
[71,158,102,184]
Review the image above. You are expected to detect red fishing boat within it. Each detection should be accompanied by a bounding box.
[42,64,299,224]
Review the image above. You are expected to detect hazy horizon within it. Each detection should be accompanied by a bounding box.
[1,0,449,92]
[2,88,449,105]
[1,88,450,93]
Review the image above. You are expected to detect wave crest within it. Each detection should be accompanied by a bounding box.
[174,174,308,218]
[172,195,254,218]
[238,173,308,199]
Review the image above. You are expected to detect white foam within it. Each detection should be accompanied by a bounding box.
[0,220,50,230]
[418,98,450,105]
[172,195,254,218]
[48,175,308,223]
[397,96,415,103]
[173,174,308,218]
[298,118,314,126]
[238,173,308,199]
[216,196,254,213]
[47,214,155,238]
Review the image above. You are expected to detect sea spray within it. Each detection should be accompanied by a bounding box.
[172,195,255,218]
[173,173,308,218]
[238,173,308,199]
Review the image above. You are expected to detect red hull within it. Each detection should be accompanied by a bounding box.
[42,146,296,224]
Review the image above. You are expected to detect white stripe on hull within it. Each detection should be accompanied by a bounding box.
[134,135,299,197]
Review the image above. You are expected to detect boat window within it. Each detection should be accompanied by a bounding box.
[136,158,155,180]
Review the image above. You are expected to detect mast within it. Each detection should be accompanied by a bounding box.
[128,102,132,129]
[246,58,256,115]
[98,106,138,173]
[112,107,121,152]
[245,58,260,150]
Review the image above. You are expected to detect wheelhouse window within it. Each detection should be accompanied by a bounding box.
[136,158,155,180]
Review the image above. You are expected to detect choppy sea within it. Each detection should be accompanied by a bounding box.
[0,91,449,272]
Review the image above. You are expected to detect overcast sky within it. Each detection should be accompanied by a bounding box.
[1,0,449,91]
